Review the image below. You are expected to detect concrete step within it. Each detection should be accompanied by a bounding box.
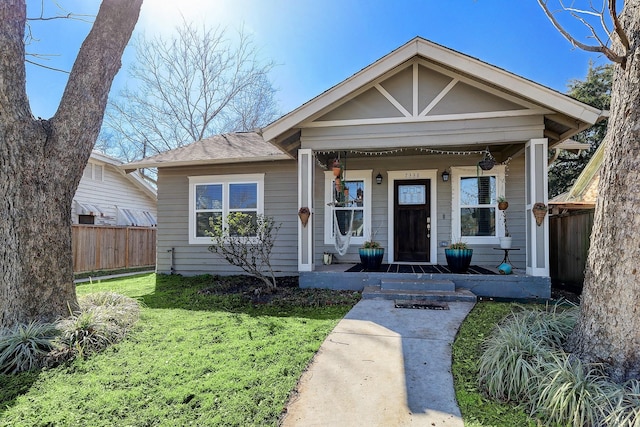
[362,285,477,302]
[380,278,455,292]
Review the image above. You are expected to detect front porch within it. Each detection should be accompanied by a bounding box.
[300,263,551,300]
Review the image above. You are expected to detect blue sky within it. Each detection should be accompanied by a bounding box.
[25,0,609,119]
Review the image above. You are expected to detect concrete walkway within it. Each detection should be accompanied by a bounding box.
[281,299,475,427]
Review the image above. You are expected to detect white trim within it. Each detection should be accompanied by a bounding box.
[450,165,506,245]
[387,170,438,264]
[298,149,314,272]
[323,170,372,246]
[525,138,549,276]
[374,84,411,117]
[412,63,419,116]
[188,173,265,245]
[419,78,458,116]
[304,108,548,128]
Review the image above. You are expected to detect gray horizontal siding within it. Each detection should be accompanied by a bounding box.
[157,160,298,276]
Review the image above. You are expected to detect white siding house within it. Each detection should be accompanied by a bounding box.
[74,151,157,227]
[124,38,606,298]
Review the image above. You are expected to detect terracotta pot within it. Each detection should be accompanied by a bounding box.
[498,201,509,210]
[332,166,341,177]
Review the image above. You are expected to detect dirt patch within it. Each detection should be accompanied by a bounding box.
[197,275,361,307]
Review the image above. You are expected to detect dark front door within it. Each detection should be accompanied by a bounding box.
[394,179,430,262]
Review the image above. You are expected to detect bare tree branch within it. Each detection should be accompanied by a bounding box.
[537,0,627,66]
[25,58,69,74]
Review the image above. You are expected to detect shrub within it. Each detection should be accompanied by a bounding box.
[479,313,555,402]
[0,322,59,374]
[532,353,618,426]
[207,213,281,289]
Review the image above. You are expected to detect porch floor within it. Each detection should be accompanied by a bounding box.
[344,263,496,275]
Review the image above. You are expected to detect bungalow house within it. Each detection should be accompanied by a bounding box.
[124,37,605,299]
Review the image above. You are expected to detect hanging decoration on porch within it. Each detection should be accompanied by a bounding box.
[333,210,355,256]
[327,152,358,256]
[298,207,311,227]
[532,202,548,226]
[477,148,496,171]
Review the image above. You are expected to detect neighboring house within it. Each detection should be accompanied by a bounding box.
[124,37,605,298]
[74,151,157,227]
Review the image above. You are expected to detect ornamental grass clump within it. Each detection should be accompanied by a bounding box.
[0,321,59,374]
[532,353,618,426]
[605,379,640,427]
[478,303,578,403]
[57,292,140,357]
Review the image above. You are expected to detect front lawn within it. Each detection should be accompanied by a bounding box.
[0,274,360,427]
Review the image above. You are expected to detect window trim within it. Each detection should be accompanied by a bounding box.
[188,174,264,245]
[451,165,505,245]
[323,170,372,245]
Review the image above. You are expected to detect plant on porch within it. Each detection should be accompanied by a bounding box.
[445,240,473,273]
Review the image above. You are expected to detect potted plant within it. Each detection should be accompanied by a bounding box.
[359,240,384,271]
[497,196,509,211]
[444,240,473,273]
[499,211,512,249]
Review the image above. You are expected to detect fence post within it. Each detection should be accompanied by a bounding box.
[125,227,130,268]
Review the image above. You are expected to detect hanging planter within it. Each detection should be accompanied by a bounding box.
[478,151,496,171]
[334,177,342,192]
[332,159,342,177]
[498,197,509,211]
[298,207,311,227]
[532,202,548,226]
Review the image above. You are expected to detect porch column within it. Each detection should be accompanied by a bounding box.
[298,149,314,271]
[525,138,549,276]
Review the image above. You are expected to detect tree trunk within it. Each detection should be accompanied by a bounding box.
[566,0,640,382]
[0,1,143,328]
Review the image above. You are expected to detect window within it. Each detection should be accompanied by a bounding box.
[83,162,104,181]
[189,174,264,244]
[451,166,505,244]
[324,170,372,245]
[78,214,95,225]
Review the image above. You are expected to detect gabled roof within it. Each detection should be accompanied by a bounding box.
[550,141,605,208]
[90,151,157,201]
[122,131,290,170]
[263,37,606,154]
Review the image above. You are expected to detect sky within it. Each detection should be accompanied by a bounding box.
[25,0,611,119]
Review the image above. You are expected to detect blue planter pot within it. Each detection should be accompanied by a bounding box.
[359,248,384,271]
[445,248,473,273]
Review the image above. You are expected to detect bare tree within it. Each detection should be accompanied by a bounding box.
[0,0,142,328]
[538,0,640,381]
[101,22,279,160]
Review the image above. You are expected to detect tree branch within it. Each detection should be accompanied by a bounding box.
[609,0,630,50]
[537,0,627,66]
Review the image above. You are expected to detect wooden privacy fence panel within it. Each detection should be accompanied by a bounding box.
[73,225,156,273]
[549,210,594,288]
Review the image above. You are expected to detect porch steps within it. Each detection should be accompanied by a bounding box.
[365,278,472,302]
[380,278,455,292]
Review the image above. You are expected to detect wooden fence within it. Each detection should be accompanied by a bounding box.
[72,225,156,273]
[549,210,594,290]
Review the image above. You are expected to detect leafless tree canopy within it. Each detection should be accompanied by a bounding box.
[100,22,280,161]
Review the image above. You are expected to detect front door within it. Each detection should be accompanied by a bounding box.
[394,179,430,262]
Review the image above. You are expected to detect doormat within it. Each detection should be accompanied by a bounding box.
[394,300,449,310]
[345,264,496,275]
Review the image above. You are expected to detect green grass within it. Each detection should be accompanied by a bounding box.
[452,302,537,427]
[0,274,358,426]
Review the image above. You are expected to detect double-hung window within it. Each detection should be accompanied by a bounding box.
[451,166,505,244]
[189,174,264,244]
[324,170,372,246]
